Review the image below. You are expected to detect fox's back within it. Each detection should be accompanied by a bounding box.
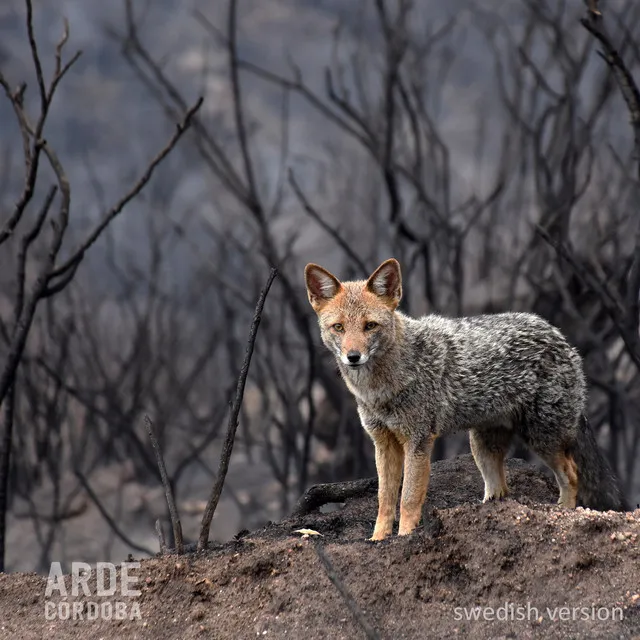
[406,311,586,433]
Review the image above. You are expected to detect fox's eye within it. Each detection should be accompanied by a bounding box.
[364,321,378,331]
[332,323,344,332]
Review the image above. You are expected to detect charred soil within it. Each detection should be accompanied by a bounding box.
[1,455,639,639]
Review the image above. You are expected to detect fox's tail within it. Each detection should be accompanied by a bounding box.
[569,416,628,511]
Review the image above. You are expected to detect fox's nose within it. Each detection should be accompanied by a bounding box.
[347,350,361,364]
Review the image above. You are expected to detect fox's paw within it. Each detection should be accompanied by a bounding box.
[482,495,506,503]
[482,488,509,503]
[397,526,417,536]
[369,516,393,541]
[398,516,421,536]
[368,531,390,542]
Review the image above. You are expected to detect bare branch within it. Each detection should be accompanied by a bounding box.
[25,0,47,112]
[74,471,155,557]
[581,14,640,182]
[144,415,183,554]
[291,478,377,518]
[155,519,167,555]
[227,0,258,207]
[537,226,640,373]
[198,268,277,551]
[50,97,202,279]
[288,170,369,277]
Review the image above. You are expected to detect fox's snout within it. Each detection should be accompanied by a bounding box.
[343,348,369,367]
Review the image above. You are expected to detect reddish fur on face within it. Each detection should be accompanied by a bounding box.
[320,286,394,358]
[305,260,402,363]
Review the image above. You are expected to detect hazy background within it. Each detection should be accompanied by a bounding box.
[1,0,639,572]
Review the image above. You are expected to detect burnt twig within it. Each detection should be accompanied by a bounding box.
[74,470,155,557]
[48,97,203,283]
[145,415,183,554]
[291,478,378,518]
[197,268,278,551]
[155,519,168,555]
[581,15,640,182]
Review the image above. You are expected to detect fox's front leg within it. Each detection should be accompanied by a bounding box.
[369,429,404,541]
[398,435,437,536]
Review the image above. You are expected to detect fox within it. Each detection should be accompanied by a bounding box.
[304,258,627,541]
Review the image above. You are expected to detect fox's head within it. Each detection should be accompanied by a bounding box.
[304,258,402,370]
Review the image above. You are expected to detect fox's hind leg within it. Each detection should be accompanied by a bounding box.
[469,427,513,502]
[544,450,578,508]
[518,431,579,508]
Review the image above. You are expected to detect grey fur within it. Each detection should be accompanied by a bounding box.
[570,416,628,511]
[307,262,627,513]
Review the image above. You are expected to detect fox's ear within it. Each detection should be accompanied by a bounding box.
[366,258,402,308]
[305,263,342,311]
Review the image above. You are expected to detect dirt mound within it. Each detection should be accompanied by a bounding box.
[1,455,639,639]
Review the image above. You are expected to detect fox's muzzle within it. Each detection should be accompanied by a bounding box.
[342,349,369,367]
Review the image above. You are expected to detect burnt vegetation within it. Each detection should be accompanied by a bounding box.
[0,0,639,576]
